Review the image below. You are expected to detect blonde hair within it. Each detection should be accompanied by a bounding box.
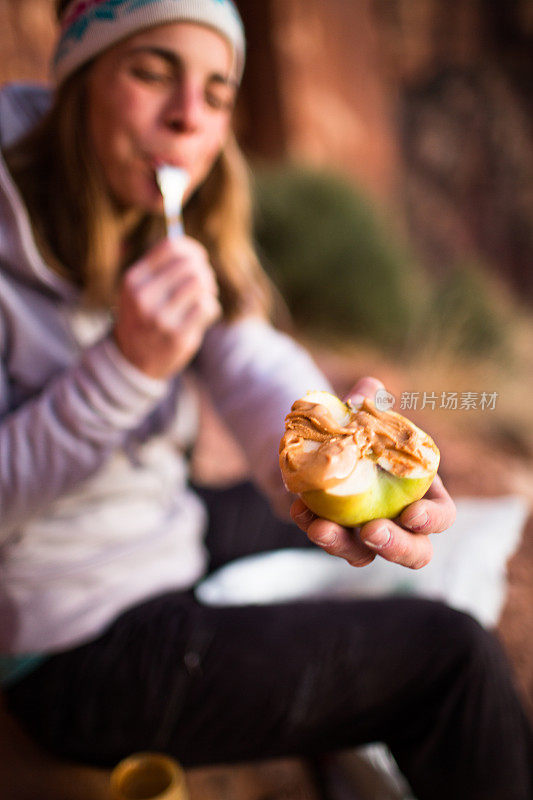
[3,3,272,319]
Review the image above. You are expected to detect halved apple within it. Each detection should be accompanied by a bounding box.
[279,390,440,527]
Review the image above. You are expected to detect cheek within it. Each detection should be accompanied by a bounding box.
[90,83,155,165]
[116,86,156,135]
[199,118,231,169]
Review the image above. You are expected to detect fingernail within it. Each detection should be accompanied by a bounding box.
[405,511,428,531]
[317,529,338,547]
[347,393,366,409]
[364,526,391,549]
[349,556,375,568]
[295,508,314,526]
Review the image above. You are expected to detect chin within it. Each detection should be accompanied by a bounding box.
[139,195,165,214]
[115,183,163,214]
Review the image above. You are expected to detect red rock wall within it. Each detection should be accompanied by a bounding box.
[270,0,399,202]
[0,0,56,85]
[238,0,533,297]
[376,0,533,296]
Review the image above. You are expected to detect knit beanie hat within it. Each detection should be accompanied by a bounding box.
[53,0,246,85]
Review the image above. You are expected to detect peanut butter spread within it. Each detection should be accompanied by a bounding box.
[279,397,439,494]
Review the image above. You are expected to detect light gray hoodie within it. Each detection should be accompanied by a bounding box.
[0,83,330,655]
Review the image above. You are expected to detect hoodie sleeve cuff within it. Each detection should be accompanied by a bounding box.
[100,337,168,400]
[71,337,169,435]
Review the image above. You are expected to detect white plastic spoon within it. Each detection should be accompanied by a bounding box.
[156,165,189,240]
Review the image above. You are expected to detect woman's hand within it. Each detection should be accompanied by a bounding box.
[114,237,221,380]
[290,377,456,569]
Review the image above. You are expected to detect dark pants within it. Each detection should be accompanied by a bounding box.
[6,483,533,800]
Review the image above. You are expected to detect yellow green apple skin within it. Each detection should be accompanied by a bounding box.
[301,473,435,528]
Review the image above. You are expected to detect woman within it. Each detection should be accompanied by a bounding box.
[0,1,532,798]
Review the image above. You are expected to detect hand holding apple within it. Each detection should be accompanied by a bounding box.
[285,377,456,570]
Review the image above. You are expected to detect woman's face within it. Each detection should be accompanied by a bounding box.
[86,22,237,212]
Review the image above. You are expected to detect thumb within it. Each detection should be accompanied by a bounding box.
[343,376,385,407]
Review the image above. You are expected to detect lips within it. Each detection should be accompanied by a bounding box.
[146,154,190,171]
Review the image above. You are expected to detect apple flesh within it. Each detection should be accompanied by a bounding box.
[279,391,440,527]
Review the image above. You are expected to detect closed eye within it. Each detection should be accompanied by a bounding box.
[130,66,173,85]
[205,90,235,111]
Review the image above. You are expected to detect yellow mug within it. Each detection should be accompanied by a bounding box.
[110,752,188,800]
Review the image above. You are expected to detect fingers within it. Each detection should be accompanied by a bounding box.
[156,273,220,327]
[343,376,385,406]
[308,520,376,567]
[398,474,456,533]
[175,294,221,348]
[359,517,434,570]
[167,291,221,333]
[127,237,217,293]
[291,499,375,567]
[128,270,213,326]
[291,472,456,572]
[122,236,219,329]
[113,236,221,379]
[357,475,455,569]
[131,259,216,309]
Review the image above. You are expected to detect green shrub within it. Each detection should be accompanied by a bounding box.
[253,165,510,361]
[253,166,427,355]
[426,262,510,360]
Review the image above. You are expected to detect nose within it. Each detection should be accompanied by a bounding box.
[164,78,204,134]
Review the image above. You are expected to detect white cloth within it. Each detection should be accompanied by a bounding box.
[196,495,529,629]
